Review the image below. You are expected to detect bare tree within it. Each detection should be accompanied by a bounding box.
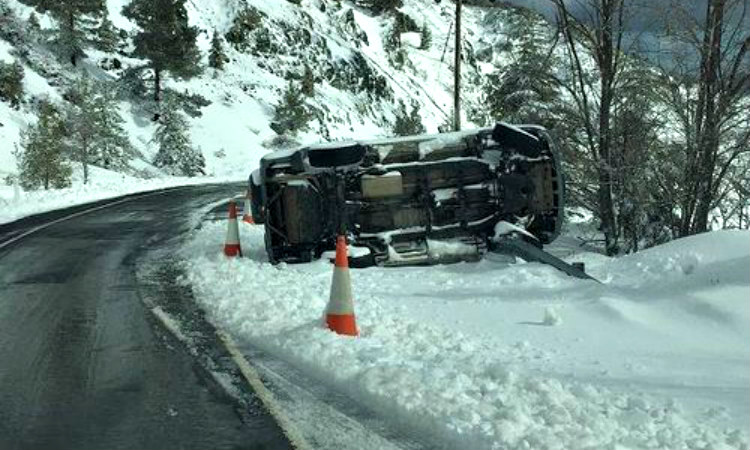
[549,0,632,255]
[658,0,750,235]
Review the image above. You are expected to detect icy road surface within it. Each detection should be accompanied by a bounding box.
[0,186,292,450]
[183,219,750,450]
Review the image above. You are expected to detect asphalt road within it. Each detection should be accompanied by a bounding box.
[0,185,292,450]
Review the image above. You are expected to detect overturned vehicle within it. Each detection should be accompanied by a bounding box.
[249,122,568,270]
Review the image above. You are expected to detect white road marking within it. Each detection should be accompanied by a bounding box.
[217,330,312,450]
[147,305,310,450]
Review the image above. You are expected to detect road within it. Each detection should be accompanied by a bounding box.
[0,185,292,450]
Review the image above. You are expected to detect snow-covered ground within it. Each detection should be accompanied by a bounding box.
[181,218,750,449]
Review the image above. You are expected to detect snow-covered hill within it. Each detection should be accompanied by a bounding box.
[1,0,528,222]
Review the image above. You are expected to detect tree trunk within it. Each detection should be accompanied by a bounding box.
[154,68,162,103]
[690,0,725,234]
[153,68,162,122]
[69,12,77,66]
[598,0,619,255]
[82,157,89,185]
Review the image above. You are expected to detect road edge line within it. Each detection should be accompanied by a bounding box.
[217,330,312,450]
[147,305,310,450]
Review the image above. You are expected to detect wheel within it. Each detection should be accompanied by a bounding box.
[307,143,366,168]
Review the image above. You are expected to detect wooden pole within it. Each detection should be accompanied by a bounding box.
[454,0,462,131]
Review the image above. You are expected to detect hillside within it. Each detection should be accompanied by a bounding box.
[0,0,539,220]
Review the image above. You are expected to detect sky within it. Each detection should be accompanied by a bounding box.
[494,0,749,68]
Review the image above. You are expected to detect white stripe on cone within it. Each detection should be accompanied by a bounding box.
[226,217,240,245]
[243,197,254,223]
[224,200,242,257]
[327,266,354,315]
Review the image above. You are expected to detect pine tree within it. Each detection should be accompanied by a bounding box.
[419,22,432,50]
[225,6,264,51]
[383,23,400,53]
[208,30,227,71]
[15,101,72,190]
[0,61,24,108]
[408,101,425,134]
[65,79,97,184]
[25,0,106,65]
[122,0,201,103]
[392,100,424,136]
[65,78,132,183]
[481,9,559,128]
[91,87,132,170]
[301,64,315,97]
[152,95,205,176]
[270,81,311,136]
[27,12,40,31]
[94,12,120,53]
[384,22,408,69]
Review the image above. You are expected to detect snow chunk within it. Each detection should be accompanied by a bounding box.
[542,306,562,326]
[494,220,538,241]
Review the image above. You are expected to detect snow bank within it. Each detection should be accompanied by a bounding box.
[182,222,749,449]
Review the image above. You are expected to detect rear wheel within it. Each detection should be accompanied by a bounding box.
[307,144,366,168]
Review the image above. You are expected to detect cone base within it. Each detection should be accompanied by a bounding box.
[326,314,358,336]
[224,244,242,257]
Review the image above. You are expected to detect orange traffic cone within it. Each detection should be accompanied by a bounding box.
[325,235,358,336]
[224,200,243,257]
[242,196,254,224]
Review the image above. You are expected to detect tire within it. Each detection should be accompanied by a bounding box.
[307,143,367,168]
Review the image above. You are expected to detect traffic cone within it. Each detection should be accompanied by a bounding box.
[224,200,243,257]
[325,235,358,336]
[242,196,254,224]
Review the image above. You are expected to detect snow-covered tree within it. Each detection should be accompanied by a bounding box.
[66,78,133,183]
[65,79,98,184]
[152,96,205,176]
[301,64,315,97]
[90,88,132,170]
[225,6,264,51]
[472,7,559,128]
[122,0,201,103]
[419,22,432,50]
[15,101,72,190]
[21,0,106,65]
[392,100,425,136]
[271,81,311,136]
[208,30,227,71]
[94,12,120,53]
[65,78,133,183]
[0,61,24,108]
[27,12,40,31]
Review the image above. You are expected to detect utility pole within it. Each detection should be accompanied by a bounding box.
[453,0,462,131]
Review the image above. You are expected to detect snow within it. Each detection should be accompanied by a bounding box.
[495,220,539,240]
[182,220,749,449]
[401,32,421,49]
